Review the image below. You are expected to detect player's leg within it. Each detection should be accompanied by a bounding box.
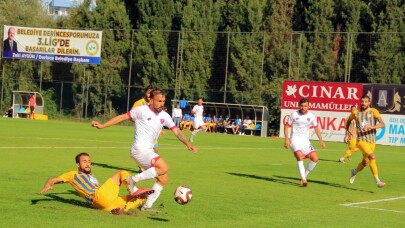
[363,143,385,187]
[350,141,370,184]
[305,151,318,178]
[339,147,352,163]
[127,150,163,197]
[190,120,205,142]
[140,159,169,212]
[293,149,307,186]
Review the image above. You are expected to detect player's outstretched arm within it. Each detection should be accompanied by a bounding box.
[91,113,129,129]
[38,177,63,194]
[171,128,197,154]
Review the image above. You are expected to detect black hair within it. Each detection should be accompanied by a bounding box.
[299,97,310,105]
[361,94,371,101]
[145,85,155,93]
[75,152,90,163]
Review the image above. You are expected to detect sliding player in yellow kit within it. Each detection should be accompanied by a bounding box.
[38,152,153,215]
[344,95,386,188]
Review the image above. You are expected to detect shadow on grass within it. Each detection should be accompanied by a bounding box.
[273,175,374,193]
[92,162,139,173]
[31,190,92,209]
[318,158,344,163]
[227,172,374,193]
[227,172,299,186]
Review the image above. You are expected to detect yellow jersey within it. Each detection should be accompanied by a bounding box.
[132,98,147,109]
[348,108,380,143]
[59,171,100,204]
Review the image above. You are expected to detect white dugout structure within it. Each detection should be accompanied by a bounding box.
[12,91,44,118]
[172,100,269,137]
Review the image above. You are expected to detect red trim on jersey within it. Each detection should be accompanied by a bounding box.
[126,112,131,119]
[169,126,177,130]
[150,156,160,167]
[285,123,292,127]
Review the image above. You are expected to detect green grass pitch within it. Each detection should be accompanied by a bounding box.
[0,117,404,227]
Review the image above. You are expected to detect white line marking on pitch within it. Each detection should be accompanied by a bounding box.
[339,196,405,214]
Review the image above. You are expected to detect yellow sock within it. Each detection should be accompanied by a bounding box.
[369,159,379,178]
[343,149,352,158]
[120,170,131,187]
[124,198,144,212]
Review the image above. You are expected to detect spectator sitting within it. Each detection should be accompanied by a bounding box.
[239,115,253,135]
[221,114,232,133]
[231,115,242,135]
[180,111,193,130]
[3,106,13,118]
[211,114,218,133]
[203,113,213,132]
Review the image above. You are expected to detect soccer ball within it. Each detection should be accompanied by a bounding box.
[174,186,192,205]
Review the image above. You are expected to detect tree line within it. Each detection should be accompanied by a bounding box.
[0,0,404,135]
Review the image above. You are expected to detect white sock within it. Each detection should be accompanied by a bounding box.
[305,161,317,178]
[133,167,158,183]
[375,177,381,183]
[143,182,164,208]
[297,161,306,180]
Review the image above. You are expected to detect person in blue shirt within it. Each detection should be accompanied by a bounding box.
[231,115,242,134]
[180,111,193,130]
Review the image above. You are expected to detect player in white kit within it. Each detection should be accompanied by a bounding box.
[189,97,207,142]
[92,89,197,212]
[284,97,325,187]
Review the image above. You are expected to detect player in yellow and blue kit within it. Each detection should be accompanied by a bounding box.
[38,152,154,214]
[344,95,386,188]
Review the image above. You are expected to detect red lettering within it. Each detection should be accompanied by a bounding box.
[326,117,337,130]
[338,118,347,131]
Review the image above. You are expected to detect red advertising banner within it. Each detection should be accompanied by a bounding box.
[280,81,405,146]
[282,81,363,112]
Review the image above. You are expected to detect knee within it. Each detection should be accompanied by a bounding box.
[362,160,368,166]
[157,174,169,185]
[368,154,376,160]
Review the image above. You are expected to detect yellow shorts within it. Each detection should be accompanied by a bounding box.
[357,140,376,156]
[348,139,358,151]
[93,174,143,212]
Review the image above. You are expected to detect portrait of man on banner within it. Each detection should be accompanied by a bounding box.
[3,26,18,52]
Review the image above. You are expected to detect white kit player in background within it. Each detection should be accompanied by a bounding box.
[92,89,197,212]
[189,97,207,142]
[283,97,325,187]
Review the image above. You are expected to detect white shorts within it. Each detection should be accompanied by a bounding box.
[290,139,315,157]
[130,148,160,170]
[193,118,205,130]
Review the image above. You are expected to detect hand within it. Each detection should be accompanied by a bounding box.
[344,135,350,144]
[284,139,290,149]
[363,124,373,131]
[187,144,198,154]
[320,141,326,148]
[38,184,54,195]
[91,121,102,129]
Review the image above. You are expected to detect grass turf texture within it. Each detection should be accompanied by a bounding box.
[0,117,404,227]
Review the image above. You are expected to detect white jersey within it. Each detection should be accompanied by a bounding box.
[128,105,176,150]
[192,104,204,121]
[286,110,318,141]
